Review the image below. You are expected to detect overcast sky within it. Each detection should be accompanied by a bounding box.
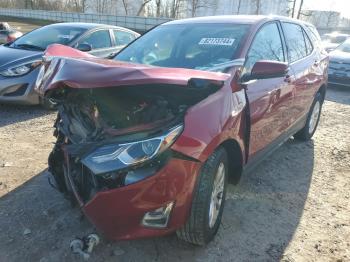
[302,0,350,18]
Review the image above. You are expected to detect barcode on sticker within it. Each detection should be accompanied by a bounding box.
[198,38,235,46]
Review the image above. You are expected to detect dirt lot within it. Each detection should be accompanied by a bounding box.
[0,86,349,262]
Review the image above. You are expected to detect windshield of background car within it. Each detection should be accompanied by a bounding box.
[9,25,86,51]
[322,35,348,44]
[115,23,250,72]
[336,40,350,53]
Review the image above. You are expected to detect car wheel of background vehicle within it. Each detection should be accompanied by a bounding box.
[176,147,228,245]
[294,92,322,141]
[40,97,57,110]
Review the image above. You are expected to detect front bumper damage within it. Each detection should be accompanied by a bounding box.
[40,44,232,240]
[64,153,201,240]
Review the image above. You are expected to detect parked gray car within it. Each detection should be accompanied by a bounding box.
[322,32,349,52]
[0,22,139,106]
[328,39,350,87]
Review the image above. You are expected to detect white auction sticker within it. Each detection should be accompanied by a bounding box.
[198,38,235,46]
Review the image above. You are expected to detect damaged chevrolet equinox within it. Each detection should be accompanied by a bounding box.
[35,16,328,245]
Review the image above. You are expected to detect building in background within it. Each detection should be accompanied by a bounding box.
[300,10,341,28]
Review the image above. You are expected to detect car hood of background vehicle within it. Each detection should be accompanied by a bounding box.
[39,45,231,95]
[329,50,350,63]
[0,45,42,71]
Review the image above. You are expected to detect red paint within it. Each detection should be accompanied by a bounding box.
[41,16,328,241]
[251,60,288,77]
[45,44,94,58]
[83,159,201,240]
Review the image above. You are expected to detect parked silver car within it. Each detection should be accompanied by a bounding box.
[0,22,139,107]
[322,32,349,52]
[328,39,350,87]
[0,22,23,44]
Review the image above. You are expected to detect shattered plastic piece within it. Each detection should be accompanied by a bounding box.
[112,246,125,256]
[23,228,31,235]
[1,162,13,167]
[70,239,90,260]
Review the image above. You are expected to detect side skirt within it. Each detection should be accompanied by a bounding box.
[242,114,307,176]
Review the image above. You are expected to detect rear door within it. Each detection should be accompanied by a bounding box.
[243,21,295,158]
[281,22,322,122]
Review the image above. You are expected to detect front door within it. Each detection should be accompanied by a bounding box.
[242,22,295,159]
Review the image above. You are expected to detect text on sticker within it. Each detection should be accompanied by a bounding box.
[198,38,235,46]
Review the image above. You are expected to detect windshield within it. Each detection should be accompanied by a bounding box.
[115,23,249,72]
[9,25,86,51]
[336,40,350,53]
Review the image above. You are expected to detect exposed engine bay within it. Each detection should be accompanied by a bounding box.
[47,80,223,204]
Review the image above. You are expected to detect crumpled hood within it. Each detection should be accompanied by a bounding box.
[0,45,42,71]
[36,44,231,96]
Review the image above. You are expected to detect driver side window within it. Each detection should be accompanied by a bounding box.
[77,30,112,50]
[244,22,285,76]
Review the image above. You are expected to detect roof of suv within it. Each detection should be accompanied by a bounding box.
[165,15,313,27]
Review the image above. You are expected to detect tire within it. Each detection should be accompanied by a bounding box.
[40,97,57,110]
[294,92,322,141]
[176,147,228,245]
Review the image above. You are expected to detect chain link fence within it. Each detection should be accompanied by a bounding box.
[0,8,171,32]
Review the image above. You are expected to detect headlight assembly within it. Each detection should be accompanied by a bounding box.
[81,125,183,175]
[0,60,41,77]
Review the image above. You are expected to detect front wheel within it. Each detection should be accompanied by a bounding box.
[40,97,57,110]
[294,92,322,141]
[176,147,228,245]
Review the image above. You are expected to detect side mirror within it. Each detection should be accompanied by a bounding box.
[76,43,92,52]
[249,60,288,80]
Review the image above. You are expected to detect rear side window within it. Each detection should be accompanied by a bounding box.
[244,22,284,74]
[303,30,313,55]
[306,25,321,42]
[305,25,323,50]
[282,22,308,62]
[113,30,136,46]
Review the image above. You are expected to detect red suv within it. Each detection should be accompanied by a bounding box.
[36,15,328,245]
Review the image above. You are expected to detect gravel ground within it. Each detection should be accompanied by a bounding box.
[0,86,349,262]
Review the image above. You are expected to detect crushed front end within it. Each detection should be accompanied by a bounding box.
[38,51,230,240]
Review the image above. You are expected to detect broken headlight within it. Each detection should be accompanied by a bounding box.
[82,125,183,175]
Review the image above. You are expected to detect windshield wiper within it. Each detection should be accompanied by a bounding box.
[14,43,45,51]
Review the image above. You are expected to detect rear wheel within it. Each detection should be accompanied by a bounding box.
[176,147,228,245]
[294,92,322,141]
